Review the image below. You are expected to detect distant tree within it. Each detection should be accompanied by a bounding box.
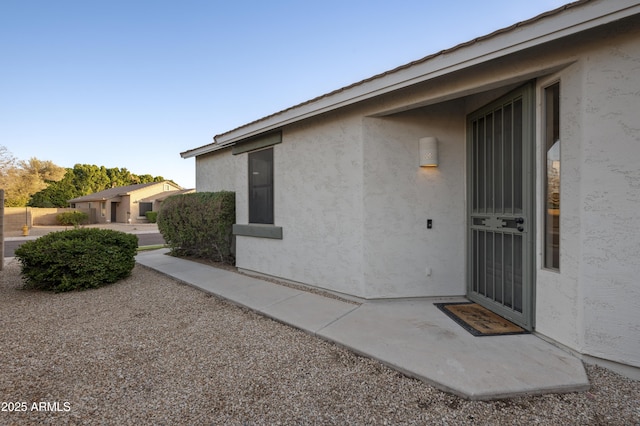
[71,164,111,195]
[24,158,66,181]
[0,145,16,172]
[28,170,79,207]
[28,163,166,207]
[137,174,163,183]
[0,145,17,203]
[1,154,66,207]
[106,167,133,187]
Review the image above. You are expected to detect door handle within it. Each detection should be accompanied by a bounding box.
[515,217,525,224]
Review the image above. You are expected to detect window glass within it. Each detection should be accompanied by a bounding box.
[139,202,153,217]
[249,148,274,224]
[544,83,560,270]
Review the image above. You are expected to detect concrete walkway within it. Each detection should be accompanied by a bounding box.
[136,249,589,400]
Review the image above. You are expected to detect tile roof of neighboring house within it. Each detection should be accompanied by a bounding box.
[181,0,639,158]
[68,182,179,203]
[139,189,195,203]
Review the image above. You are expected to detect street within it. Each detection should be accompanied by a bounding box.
[3,233,165,257]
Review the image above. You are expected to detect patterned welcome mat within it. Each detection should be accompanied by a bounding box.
[435,302,529,336]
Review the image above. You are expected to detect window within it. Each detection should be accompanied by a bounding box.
[231,131,282,238]
[544,83,560,270]
[101,202,106,217]
[139,202,153,217]
[248,148,274,224]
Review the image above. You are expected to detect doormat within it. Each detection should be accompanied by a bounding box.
[434,302,529,337]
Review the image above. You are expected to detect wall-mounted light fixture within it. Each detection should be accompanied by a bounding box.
[419,137,438,167]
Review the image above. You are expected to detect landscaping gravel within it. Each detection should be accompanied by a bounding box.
[1,258,638,425]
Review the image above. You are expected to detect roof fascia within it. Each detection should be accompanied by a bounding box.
[192,0,639,154]
[181,142,228,158]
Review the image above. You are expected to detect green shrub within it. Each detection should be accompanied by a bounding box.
[14,228,138,292]
[157,191,235,263]
[56,210,89,227]
[145,211,158,223]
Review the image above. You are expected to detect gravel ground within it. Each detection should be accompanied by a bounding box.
[1,258,639,425]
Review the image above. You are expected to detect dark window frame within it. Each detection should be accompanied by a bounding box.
[139,202,153,217]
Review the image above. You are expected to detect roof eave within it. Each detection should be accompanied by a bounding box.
[181,141,232,159]
[189,0,640,155]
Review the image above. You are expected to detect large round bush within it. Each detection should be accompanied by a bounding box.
[14,228,138,292]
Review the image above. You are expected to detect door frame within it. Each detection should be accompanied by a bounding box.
[465,82,536,330]
[111,202,118,223]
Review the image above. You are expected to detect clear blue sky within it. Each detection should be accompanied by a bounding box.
[1,0,570,189]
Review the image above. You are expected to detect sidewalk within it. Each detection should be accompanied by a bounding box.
[4,223,160,241]
[136,248,589,401]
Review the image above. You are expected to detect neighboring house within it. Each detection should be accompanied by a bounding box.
[181,0,640,378]
[137,188,196,213]
[68,181,183,224]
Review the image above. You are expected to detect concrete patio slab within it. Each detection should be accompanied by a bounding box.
[135,249,590,400]
[260,291,359,334]
[318,299,589,400]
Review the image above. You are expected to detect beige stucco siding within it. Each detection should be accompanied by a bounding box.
[125,182,180,223]
[70,182,182,224]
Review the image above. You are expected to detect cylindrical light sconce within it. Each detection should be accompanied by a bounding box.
[419,137,438,167]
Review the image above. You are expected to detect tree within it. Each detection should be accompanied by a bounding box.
[0,146,16,200]
[137,174,163,184]
[20,158,66,182]
[28,170,78,207]
[0,145,16,172]
[28,164,166,207]
[0,151,66,207]
[70,164,111,195]
[0,145,168,207]
[106,167,133,187]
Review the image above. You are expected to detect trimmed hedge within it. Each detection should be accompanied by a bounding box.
[145,211,158,223]
[57,211,89,227]
[157,191,235,263]
[14,228,138,292]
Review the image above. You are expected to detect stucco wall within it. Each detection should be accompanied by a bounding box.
[74,182,183,224]
[232,111,366,297]
[128,182,181,222]
[194,13,640,372]
[196,149,239,193]
[578,32,640,368]
[361,101,466,298]
[533,24,640,369]
[4,207,78,229]
[534,64,584,353]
